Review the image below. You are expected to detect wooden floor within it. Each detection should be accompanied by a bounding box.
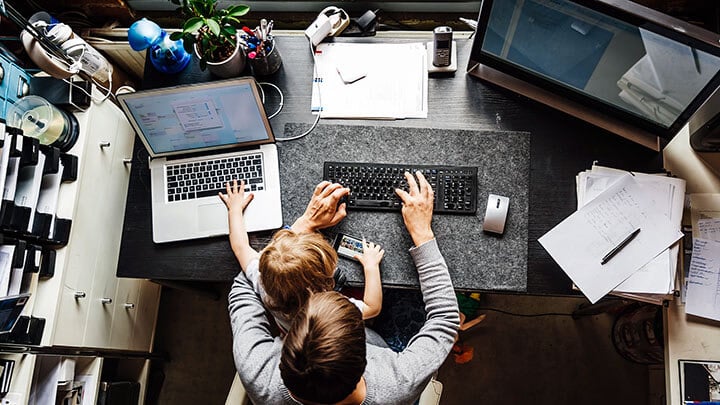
[148,284,663,405]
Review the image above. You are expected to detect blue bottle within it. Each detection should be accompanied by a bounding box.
[128,18,191,74]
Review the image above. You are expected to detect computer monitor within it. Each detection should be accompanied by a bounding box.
[467,0,720,151]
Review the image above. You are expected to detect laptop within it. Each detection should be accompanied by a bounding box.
[117,77,283,243]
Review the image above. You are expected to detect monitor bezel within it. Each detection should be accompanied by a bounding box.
[468,0,720,142]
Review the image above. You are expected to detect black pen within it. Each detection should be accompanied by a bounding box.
[600,228,641,265]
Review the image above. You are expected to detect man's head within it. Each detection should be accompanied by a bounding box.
[260,230,337,318]
[280,291,367,404]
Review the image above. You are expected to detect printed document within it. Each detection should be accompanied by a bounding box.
[311,42,428,119]
[686,238,720,321]
[576,166,685,295]
[539,173,683,303]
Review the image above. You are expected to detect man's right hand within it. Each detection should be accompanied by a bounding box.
[291,181,350,234]
[395,171,435,246]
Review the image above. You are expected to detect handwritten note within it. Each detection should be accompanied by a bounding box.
[697,218,720,241]
[578,167,685,295]
[686,238,720,321]
[539,174,683,303]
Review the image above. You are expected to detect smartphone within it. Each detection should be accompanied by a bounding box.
[432,26,453,67]
[333,233,366,261]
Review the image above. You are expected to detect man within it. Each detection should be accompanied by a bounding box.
[227,172,460,404]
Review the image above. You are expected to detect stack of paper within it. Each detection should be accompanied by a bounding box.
[311,42,428,119]
[539,165,685,304]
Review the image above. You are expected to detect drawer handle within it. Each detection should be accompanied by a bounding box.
[101,298,113,304]
[123,158,132,167]
[124,303,135,309]
[74,291,86,299]
[99,141,111,149]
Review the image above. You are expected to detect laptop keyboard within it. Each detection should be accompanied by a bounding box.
[166,153,265,202]
[324,161,478,214]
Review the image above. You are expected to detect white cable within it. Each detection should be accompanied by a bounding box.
[90,73,113,102]
[274,39,322,142]
[115,85,136,96]
[258,82,284,119]
[257,81,265,104]
[61,71,113,104]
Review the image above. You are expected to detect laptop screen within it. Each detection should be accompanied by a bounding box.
[118,77,274,158]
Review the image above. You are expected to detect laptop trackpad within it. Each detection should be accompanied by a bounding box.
[198,203,228,231]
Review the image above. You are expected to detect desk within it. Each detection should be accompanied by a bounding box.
[117,31,662,295]
[662,124,720,405]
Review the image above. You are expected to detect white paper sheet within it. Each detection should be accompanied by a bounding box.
[577,167,685,294]
[0,246,14,298]
[311,42,428,119]
[539,173,683,303]
[686,238,720,321]
[698,218,720,241]
[14,153,46,232]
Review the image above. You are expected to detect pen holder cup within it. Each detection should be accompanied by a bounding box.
[249,39,282,76]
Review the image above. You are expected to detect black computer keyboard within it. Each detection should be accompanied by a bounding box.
[324,162,478,215]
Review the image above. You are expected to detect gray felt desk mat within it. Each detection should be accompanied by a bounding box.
[278,123,530,291]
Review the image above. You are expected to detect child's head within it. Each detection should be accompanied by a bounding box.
[259,229,337,318]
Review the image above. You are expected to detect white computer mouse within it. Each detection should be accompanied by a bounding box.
[482,194,510,234]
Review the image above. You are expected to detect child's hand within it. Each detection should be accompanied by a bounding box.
[355,239,384,270]
[218,180,254,214]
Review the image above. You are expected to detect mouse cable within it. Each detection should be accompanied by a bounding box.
[257,81,284,119]
[273,38,322,142]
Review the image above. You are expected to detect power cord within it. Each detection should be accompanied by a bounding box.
[62,72,113,105]
[257,81,283,119]
[273,39,322,142]
[475,307,597,318]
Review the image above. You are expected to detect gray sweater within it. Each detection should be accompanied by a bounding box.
[228,238,460,404]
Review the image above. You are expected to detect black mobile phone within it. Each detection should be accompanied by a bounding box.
[432,26,453,67]
[333,233,365,261]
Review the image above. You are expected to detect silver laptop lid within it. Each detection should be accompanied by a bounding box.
[117,77,275,159]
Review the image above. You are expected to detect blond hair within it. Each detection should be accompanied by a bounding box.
[259,229,337,319]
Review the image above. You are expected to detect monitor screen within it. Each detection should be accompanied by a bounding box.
[469,0,720,143]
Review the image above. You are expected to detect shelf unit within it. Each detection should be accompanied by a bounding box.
[0,92,160,404]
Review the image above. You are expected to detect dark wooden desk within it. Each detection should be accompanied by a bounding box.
[117,33,662,295]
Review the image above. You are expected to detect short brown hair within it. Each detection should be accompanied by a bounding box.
[280,291,367,404]
[259,230,337,319]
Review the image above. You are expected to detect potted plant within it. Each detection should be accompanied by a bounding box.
[170,0,250,77]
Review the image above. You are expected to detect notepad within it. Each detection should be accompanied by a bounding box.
[311,42,428,119]
[539,173,683,303]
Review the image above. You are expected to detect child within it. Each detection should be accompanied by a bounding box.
[219,180,384,332]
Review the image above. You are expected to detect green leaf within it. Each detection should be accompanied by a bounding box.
[182,36,194,54]
[226,5,249,17]
[222,26,236,37]
[206,19,221,36]
[169,31,183,41]
[183,17,204,33]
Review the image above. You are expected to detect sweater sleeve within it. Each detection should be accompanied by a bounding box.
[227,270,286,403]
[393,238,460,401]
